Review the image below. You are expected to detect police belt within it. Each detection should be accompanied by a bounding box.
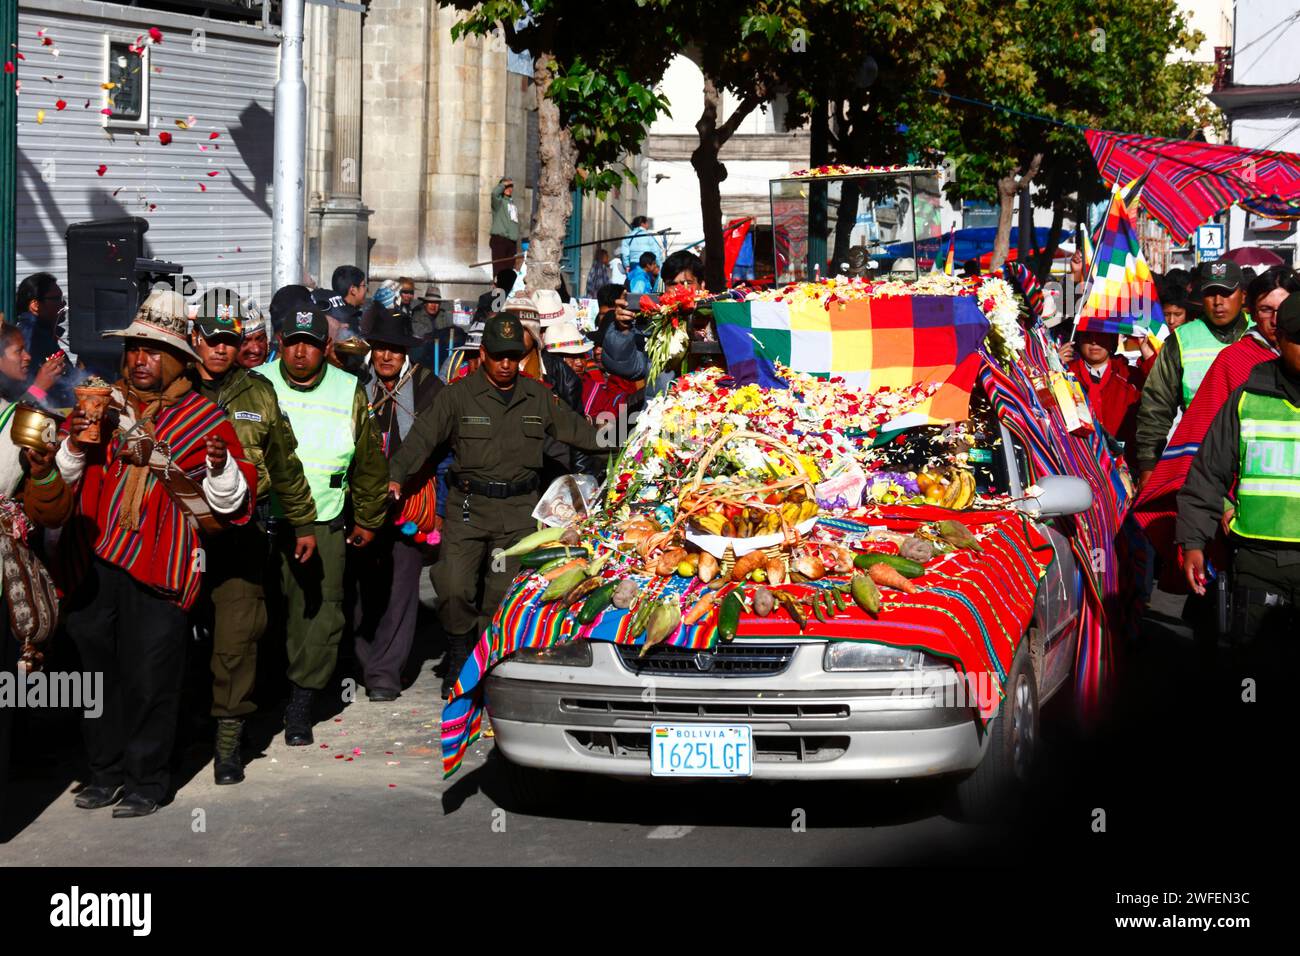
[448,472,539,498]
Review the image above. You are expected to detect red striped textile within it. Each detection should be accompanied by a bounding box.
[1133,333,1276,590]
[439,509,1053,776]
[60,390,256,610]
[1085,130,1300,245]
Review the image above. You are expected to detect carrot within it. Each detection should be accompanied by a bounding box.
[868,562,920,594]
[541,558,588,581]
[682,591,718,626]
[730,549,768,582]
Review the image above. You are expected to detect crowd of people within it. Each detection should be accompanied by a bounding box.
[1,227,1297,819]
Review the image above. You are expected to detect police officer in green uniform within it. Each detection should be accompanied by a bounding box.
[1178,293,1300,675]
[265,296,390,745]
[388,312,605,694]
[189,288,318,783]
[1135,258,1249,484]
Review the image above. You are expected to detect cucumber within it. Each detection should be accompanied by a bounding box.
[717,592,744,642]
[519,545,587,569]
[852,552,925,578]
[577,582,618,625]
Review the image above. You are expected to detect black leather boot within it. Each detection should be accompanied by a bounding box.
[284,684,314,746]
[213,718,245,785]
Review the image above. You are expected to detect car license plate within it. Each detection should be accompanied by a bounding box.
[650,724,753,777]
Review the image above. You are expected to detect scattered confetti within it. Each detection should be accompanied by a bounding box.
[54,99,65,110]
[148,27,164,44]
[41,37,53,48]
[95,164,107,176]
[319,743,328,749]
[4,62,14,74]
[35,110,44,124]
[352,748,362,755]
[208,131,220,140]
[198,183,206,192]
[334,718,343,723]
[334,754,343,760]
[158,131,172,145]
[206,170,219,177]
[101,82,115,90]
[198,145,208,151]
[388,784,396,789]
[83,99,90,109]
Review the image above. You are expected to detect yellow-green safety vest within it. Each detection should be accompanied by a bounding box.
[266,361,357,523]
[1175,319,1234,409]
[1231,389,1300,543]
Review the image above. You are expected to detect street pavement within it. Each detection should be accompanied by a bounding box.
[0,582,1284,866]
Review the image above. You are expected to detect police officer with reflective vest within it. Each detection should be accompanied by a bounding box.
[189,288,317,784]
[265,295,389,745]
[1178,294,1300,671]
[387,312,605,695]
[1135,258,1249,484]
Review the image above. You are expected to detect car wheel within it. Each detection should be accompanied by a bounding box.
[954,634,1039,823]
[497,751,566,814]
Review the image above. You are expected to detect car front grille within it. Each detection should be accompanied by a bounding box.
[561,698,849,720]
[568,730,850,764]
[614,642,797,678]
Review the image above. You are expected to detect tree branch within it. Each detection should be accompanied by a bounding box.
[716,91,762,146]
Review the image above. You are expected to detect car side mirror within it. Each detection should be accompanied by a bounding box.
[1015,474,1093,518]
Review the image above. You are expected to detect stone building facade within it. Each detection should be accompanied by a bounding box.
[305,0,646,303]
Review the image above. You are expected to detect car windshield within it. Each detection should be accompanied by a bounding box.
[868,383,1013,498]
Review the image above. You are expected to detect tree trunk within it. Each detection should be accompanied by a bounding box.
[1035,200,1065,283]
[692,75,760,291]
[989,153,1042,272]
[525,52,578,296]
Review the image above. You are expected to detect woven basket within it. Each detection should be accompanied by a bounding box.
[684,429,815,578]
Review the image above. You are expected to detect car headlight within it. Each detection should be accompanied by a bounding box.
[824,642,930,672]
[510,641,593,667]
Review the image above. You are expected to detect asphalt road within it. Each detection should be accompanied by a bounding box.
[0,582,1288,867]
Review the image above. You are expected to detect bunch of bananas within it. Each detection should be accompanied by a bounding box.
[691,491,819,538]
[917,468,977,510]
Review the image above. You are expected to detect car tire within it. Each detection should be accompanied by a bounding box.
[497,751,566,814]
[953,634,1039,823]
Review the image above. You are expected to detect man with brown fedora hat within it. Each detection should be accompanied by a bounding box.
[348,309,444,701]
[54,288,258,817]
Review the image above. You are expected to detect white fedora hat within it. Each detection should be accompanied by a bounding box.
[543,319,594,355]
[102,289,198,360]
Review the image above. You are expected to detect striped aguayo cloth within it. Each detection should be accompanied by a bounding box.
[1085,129,1300,244]
[438,508,1053,778]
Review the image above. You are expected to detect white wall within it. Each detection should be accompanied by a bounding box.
[1231,0,1300,85]
[15,0,279,302]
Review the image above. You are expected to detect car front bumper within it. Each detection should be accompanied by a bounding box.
[484,642,989,781]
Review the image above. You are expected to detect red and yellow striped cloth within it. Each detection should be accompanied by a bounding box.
[439,508,1053,777]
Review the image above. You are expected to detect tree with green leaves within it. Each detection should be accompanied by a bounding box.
[442,1,674,293]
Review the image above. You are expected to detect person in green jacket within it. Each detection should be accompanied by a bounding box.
[188,289,318,784]
[1177,294,1300,672]
[1135,258,1249,483]
[388,313,605,695]
[265,295,390,746]
[489,176,520,272]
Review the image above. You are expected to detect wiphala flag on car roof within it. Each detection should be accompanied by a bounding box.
[711,294,989,431]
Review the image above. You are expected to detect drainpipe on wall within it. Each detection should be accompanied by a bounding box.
[272,0,307,293]
[1,1,17,316]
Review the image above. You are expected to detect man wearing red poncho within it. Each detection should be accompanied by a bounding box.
[1135,267,1298,608]
[54,291,256,818]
